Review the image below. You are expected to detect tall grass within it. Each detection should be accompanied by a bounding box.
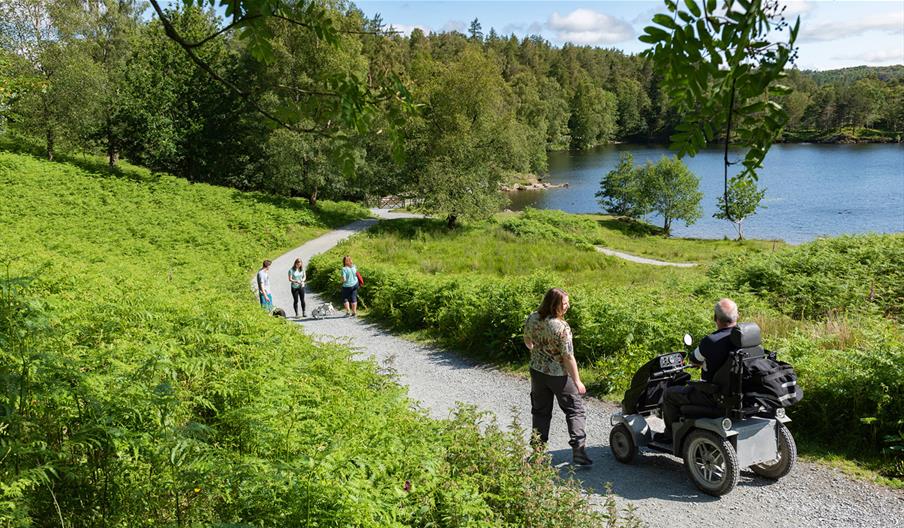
[0,151,629,526]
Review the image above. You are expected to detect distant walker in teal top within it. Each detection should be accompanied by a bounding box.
[341,255,359,317]
[288,258,307,318]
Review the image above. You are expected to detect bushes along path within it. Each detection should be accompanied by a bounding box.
[267,210,903,528]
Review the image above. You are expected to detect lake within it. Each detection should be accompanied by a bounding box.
[506,144,904,244]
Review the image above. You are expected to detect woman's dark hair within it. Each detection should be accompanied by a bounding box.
[538,288,568,320]
[293,258,303,270]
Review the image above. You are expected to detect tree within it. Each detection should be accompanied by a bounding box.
[0,0,106,159]
[0,51,25,132]
[884,85,904,134]
[115,7,241,181]
[640,0,798,223]
[615,78,651,137]
[596,153,651,218]
[640,156,702,236]
[76,0,144,166]
[146,0,414,174]
[713,176,766,240]
[538,77,571,149]
[259,129,346,205]
[568,77,617,150]
[510,72,550,173]
[468,18,482,41]
[415,47,514,227]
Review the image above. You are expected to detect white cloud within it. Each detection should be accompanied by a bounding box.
[441,20,466,33]
[631,6,661,26]
[502,21,544,35]
[547,9,634,45]
[799,11,904,42]
[388,23,430,37]
[831,48,904,64]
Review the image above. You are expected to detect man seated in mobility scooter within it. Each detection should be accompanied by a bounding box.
[609,298,803,496]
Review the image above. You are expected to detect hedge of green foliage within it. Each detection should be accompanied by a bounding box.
[773,316,904,456]
[309,220,904,475]
[500,208,603,250]
[708,234,904,319]
[0,152,620,526]
[307,262,712,394]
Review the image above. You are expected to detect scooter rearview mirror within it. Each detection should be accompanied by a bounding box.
[683,333,692,347]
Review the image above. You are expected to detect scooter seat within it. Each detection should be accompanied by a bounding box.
[680,404,723,419]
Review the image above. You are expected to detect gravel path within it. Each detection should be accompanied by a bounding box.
[595,246,697,267]
[264,212,902,528]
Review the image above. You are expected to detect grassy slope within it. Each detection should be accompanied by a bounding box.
[0,152,612,526]
[496,209,785,263]
[308,211,903,485]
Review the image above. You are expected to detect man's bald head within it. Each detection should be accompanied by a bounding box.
[714,298,738,327]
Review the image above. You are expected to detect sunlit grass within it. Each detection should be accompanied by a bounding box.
[313,208,904,483]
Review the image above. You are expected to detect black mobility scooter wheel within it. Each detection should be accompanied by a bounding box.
[683,430,740,496]
[751,423,797,479]
[610,424,637,464]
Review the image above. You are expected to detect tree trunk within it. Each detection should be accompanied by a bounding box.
[735,220,745,241]
[107,144,119,167]
[107,128,118,167]
[663,217,671,237]
[45,127,54,161]
[446,214,458,229]
[307,187,318,207]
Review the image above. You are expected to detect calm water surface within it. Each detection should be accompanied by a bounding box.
[507,144,904,243]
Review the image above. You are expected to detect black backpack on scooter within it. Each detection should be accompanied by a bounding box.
[731,325,804,409]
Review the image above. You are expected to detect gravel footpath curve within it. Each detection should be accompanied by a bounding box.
[264,212,903,528]
[595,246,697,267]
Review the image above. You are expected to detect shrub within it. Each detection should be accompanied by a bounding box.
[709,234,904,319]
[308,256,711,394]
[776,315,904,457]
[0,151,615,525]
[500,208,603,250]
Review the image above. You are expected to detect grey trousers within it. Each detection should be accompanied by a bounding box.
[530,368,587,448]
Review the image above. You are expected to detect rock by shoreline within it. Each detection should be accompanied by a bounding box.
[501,181,569,192]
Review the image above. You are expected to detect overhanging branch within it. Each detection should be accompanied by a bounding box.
[147,0,325,135]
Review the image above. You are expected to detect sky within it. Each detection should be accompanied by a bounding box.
[353,0,904,71]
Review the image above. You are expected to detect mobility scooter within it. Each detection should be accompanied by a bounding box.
[609,322,801,496]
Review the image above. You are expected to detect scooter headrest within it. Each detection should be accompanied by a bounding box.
[730,322,761,348]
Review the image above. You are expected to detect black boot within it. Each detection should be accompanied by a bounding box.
[572,445,593,466]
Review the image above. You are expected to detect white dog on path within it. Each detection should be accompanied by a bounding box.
[310,303,337,320]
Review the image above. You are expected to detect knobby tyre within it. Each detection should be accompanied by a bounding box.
[683,430,740,496]
[750,422,797,480]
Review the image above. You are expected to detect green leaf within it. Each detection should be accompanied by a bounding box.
[653,14,679,30]
[768,84,792,95]
[684,0,701,18]
[738,101,765,114]
[643,26,672,42]
[726,10,746,24]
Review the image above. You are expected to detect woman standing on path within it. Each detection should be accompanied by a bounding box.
[288,258,307,318]
[523,288,592,466]
[256,260,273,311]
[341,255,359,317]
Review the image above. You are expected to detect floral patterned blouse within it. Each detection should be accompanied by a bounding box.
[524,311,574,377]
